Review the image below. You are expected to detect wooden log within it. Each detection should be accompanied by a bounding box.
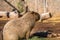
[0,11,18,19]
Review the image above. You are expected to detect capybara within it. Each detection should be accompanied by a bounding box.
[3,11,40,40]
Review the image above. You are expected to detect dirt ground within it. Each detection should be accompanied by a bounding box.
[0,20,60,40]
[31,22,60,34]
[0,20,8,40]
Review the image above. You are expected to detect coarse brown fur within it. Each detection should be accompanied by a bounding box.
[3,11,40,40]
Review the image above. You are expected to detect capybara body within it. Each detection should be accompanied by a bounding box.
[3,11,40,40]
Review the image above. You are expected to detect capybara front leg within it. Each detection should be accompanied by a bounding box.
[26,30,30,40]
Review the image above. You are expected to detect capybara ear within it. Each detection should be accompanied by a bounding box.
[22,0,24,1]
[31,11,38,14]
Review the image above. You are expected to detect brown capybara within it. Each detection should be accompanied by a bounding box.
[3,11,40,40]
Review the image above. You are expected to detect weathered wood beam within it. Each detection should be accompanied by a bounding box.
[0,11,18,18]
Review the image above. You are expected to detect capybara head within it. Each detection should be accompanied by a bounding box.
[31,11,40,21]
